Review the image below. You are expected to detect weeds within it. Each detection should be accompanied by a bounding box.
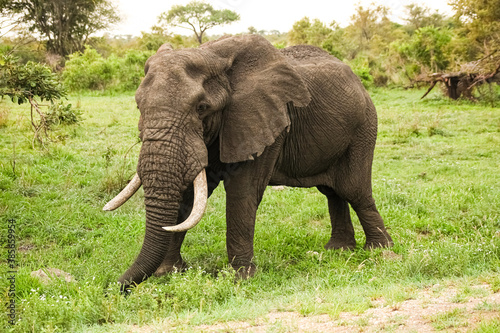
[45,101,82,127]
[0,108,9,127]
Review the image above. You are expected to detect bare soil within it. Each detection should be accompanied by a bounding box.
[194,284,500,332]
[129,283,500,332]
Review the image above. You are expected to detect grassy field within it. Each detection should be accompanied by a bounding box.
[1,88,499,332]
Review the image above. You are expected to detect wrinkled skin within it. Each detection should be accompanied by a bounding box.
[117,35,393,289]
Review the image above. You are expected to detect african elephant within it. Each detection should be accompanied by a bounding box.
[104,34,393,289]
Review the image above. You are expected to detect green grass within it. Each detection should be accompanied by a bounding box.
[1,88,499,332]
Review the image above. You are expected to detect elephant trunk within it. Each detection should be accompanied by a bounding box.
[118,198,179,287]
[118,140,197,287]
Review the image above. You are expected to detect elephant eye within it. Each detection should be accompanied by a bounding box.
[197,103,210,113]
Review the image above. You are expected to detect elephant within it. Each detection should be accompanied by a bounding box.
[103,34,393,289]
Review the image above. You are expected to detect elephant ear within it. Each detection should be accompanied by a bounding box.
[204,35,311,163]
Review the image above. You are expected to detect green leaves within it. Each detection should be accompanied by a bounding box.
[1,0,120,57]
[394,27,454,73]
[0,55,66,105]
[62,47,154,92]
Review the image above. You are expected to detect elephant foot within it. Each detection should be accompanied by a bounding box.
[364,233,394,250]
[153,260,187,277]
[324,236,356,250]
[232,263,256,279]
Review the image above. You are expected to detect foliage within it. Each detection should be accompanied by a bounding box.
[0,0,120,57]
[347,55,374,88]
[45,101,82,127]
[0,0,498,101]
[137,26,199,51]
[0,2,22,38]
[0,54,65,104]
[0,54,67,146]
[63,47,116,91]
[158,1,240,44]
[449,0,500,55]
[63,47,154,92]
[320,22,350,59]
[397,27,454,72]
[403,4,448,33]
[345,4,393,55]
[0,90,499,330]
[288,17,332,47]
[281,2,499,93]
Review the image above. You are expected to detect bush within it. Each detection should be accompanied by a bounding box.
[63,47,115,91]
[0,55,65,104]
[0,54,67,145]
[45,101,82,127]
[351,66,374,89]
[348,55,375,89]
[63,47,154,93]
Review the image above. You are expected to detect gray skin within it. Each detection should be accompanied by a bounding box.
[118,34,393,289]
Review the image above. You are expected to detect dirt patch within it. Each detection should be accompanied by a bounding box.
[125,283,500,332]
[192,284,500,332]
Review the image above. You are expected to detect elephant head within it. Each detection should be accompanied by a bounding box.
[104,35,311,287]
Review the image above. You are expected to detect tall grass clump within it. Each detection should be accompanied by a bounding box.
[0,108,9,127]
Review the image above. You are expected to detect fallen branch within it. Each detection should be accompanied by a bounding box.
[419,52,499,100]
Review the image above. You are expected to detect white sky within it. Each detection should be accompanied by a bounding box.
[108,0,453,37]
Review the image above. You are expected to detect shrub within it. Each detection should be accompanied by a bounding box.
[63,47,116,91]
[0,54,66,145]
[63,47,154,93]
[45,101,82,127]
[0,55,65,105]
[352,66,374,89]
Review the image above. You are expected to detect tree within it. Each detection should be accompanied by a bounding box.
[449,0,500,55]
[397,27,453,73]
[1,54,66,146]
[346,4,392,52]
[1,0,120,58]
[247,26,258,35]
[321,21,350,60]
[403,4,447,33]
[158,1,240,45]
[288,17,333,47]
[0,1,20,38]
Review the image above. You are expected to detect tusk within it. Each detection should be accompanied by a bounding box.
[103,174,142,211]
[163,169,207,232]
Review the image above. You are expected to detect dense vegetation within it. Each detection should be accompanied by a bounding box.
[1,1,499,93]
[1,89,499,331]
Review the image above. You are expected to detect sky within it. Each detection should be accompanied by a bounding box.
[108,0,453,37]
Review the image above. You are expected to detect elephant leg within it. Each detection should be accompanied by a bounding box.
[350,198,393,249]
[317,186,356,250]
[223,139,283,278]
[224,192,260,279]
[336,179,392,249]
[154,171,221,277]
[330,114,393,249]
[334,151,393,249]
